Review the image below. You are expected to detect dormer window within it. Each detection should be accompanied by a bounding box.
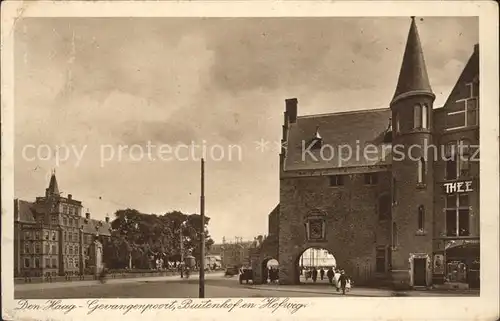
[309,126,323,149]
[383,117,393,143]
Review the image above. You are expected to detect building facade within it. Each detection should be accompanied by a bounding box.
[253,17,479,289]
[14,172,111,277]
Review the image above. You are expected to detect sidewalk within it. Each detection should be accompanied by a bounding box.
[245,284,480,297]
[15,272,225,291]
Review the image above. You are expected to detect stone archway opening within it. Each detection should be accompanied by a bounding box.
[261,257,279,284]
[296,247,336,285]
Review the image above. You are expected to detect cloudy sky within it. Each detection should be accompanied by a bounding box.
[14,17,478,243]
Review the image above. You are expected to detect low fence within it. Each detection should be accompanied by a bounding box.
[15,268,221,284]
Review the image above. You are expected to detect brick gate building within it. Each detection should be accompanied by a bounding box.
[252,17,480,289]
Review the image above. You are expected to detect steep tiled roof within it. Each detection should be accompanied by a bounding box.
[284,108,392,171]
[392,17,433,104]
[14,199,36,223]
[82,218,112,236]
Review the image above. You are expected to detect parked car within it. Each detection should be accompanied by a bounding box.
[239,268,253,284]
[224,266,239,277]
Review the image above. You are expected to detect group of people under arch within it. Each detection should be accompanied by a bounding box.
[301,266,352,294]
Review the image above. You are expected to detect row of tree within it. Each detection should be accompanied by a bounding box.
[102,208,214,269]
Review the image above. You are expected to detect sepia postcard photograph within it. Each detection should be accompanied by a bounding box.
[2,1,499,321]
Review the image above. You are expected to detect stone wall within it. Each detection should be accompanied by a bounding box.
[278,170,392,285]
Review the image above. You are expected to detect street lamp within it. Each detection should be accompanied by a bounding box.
[179,220,188,278]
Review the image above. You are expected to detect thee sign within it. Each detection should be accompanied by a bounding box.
[443,181,473,194]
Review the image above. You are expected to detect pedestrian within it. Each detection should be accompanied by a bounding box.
[338,270,348,295]
[312,267,318,283]
[327,267,334,284]
[320,268,325,280]
[334,269,341,291]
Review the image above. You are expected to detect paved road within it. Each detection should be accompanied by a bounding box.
[15,273,478,299]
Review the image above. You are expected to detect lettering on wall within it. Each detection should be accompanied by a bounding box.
[443,181,473,194]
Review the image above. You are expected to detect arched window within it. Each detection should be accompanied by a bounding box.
[422,104,429,129]
[418,205,425,231]
[417,157,426,184]
[414,104,422,129]
[392,222,398,249]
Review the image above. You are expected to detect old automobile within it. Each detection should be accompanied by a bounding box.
[239,268,253,284]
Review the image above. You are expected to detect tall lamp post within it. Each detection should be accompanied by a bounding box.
[199,158,205,298]
[179,220,187,278]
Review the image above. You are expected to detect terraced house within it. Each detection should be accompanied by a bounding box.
[14,172,111,277]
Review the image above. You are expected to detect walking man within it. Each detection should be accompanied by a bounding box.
[327,267,334,284]
[320,268,325,281]
[312,267,318,283]
[338,270,348,295]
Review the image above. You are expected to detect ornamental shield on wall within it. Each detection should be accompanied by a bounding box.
[304,208,327,241]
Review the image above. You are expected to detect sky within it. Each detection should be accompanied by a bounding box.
[14,17,478,243]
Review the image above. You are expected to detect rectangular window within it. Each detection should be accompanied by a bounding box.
[24,231,30,240]
[458,209,470,236]
[446,111,466,129]
[73,233,78,242]
[364,173,378,185]
[51,215,58,225]
[51,258,57,268]
[35,231,40,240]
[45,244,50,254]
[24,258,30,268]
[445,194,471,237]
[45,258,50,268]
[376,248,386,273]
[329,175,344,187]
[446,210,457,236]
[34,258,40,268]
[52,245,57,254]
[24,243,30,254]
[35,243,40,254]
[63,217,67,226]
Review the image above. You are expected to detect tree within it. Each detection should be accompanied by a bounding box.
[105,208,214,269]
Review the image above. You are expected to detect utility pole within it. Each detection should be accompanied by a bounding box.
[199,158,205,298]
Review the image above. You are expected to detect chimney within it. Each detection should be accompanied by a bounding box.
[474,43,479,53]
[85,212,90,219]
[285,98,298,124]
[105,216,110,223]
[68,194,72,200]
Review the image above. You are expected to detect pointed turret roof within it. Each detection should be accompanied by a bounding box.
[392,17,434,104]
[47,170,60,195]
